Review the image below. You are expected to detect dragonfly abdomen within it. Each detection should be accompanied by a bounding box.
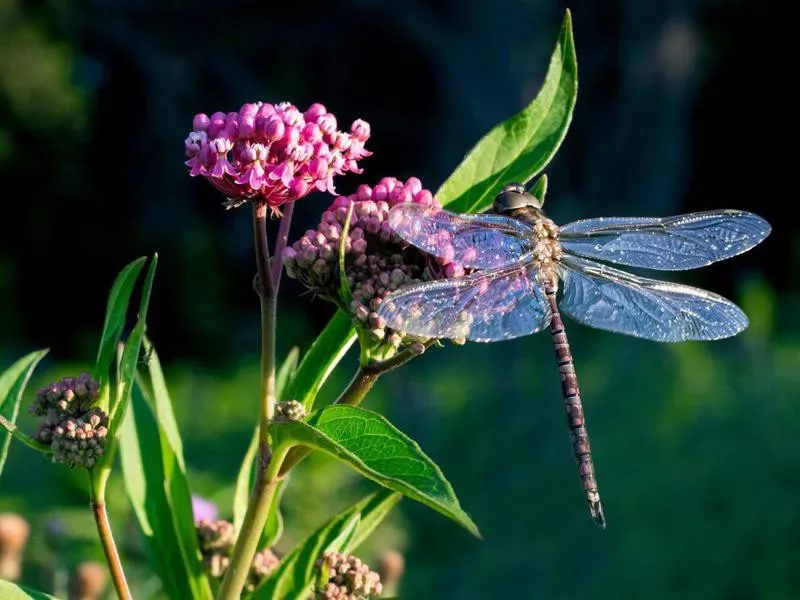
[545,281,606,529]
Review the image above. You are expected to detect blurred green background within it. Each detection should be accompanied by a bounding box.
[1,0,798,598]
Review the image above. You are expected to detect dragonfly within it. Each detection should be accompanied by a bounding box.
[377,182,772,528]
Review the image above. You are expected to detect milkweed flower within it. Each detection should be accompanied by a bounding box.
[283,176,465,360]
[29,374,107,469]
[315,551,383,599]
[184,102,371,212]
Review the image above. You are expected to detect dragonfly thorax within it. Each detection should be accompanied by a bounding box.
[493,182,543,212]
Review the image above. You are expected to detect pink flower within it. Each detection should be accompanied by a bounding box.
[184,102,371,213]
[283,176,460,360]
[191,495,219,524]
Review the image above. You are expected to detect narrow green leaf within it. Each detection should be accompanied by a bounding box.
[283,310,357,411]
[252,492,397,599]
[232,348,299,534]
[342,489,402,554]
[107,255,158,444]
[273,406,479,537]
[251,511,359,599]
[529,173,549,205]
[119,340,213,600]
[94,257,147,381]
[436,10,577,213]
[0,349,48,478]
[0,580,59,600]
[261,478,287,548]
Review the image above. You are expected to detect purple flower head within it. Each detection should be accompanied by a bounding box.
[283,176,463,360]
[184,102,371,213]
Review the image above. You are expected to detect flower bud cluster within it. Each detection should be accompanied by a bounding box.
[273,400,307,423]
[30,374,107,469]
[185,102,371,211]
[196,519,279,590]
[48,408,108,469]
[315,551,383,599]
[283,176,463,360]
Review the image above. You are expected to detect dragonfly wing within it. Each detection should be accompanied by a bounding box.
[377,263,551,342]
[558,210,771,270]
[558,255,748,342]
[387,203,535,269]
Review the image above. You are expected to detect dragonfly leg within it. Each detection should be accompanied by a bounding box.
[544,280,606,529]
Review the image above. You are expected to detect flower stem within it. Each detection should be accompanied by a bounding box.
[278,344,431,477]
[270,200,294,295]
[89,475,132,600]
[216,201,279,600]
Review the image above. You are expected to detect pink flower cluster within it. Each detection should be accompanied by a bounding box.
[185,102,371,211]
[283,177,465,359]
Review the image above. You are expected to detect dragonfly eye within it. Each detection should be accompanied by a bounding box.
[493,183,542,213]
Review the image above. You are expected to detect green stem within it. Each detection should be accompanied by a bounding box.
[89,475,132,600]
[216,201,279,600]
[0,414,49,452]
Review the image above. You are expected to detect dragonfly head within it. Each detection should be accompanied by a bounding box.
[493,182,543,214]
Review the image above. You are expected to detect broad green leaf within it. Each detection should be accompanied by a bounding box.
[273,406,479,537]
[253,490,395,599]
[94,257,147,382]
[233,348,299,534]
[342,489,402,554]
[283,310,357,411]
[529,173,549,205]
[0,580,59,600]
[0,350,48,478]
[119,342,213,600]
[436,10,577,213]
[106,255,158,445]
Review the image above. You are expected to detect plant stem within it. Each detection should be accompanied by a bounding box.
[270,200,294,295]
[89,475,132,600]
[216,201,279,600]
[279,344,431,476]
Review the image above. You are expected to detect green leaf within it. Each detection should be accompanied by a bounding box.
[435,10,577,213]
[119,341,213,600]
[232,348,299,535]
[283,310,357,411]
[252,511,359,599]
[94,257,147,382]
[105,255,158,454]
[0,580,59,600]
[342,489,402,554]
[253,489,398,599]
[529,173,549,205]
[0,349,48,478]
[273,405,479,537]
[261,478,287,548]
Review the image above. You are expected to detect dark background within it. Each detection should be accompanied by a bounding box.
[2,0,798,598]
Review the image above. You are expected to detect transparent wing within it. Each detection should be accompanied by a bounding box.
[558,255,748,342]
[558,210,771,270]
[377,263,551,342]
[387,203,535,269]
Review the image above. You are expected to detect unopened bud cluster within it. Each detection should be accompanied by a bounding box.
[284,176,461,360]
[314,551,383,599]
[273,400,306,423]
[185,102,371,211]
[196,519,278,591]
[30,374,107,469]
